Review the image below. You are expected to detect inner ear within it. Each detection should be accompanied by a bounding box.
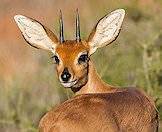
[87,9,125,55]
[14,15,59,53]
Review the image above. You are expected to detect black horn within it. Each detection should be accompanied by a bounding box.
[59,10,64,43]
[76,9,81,42]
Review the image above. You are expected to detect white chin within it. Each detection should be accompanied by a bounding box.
[61,80,77,88]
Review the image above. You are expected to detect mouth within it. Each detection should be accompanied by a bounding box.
[60,79,77,88]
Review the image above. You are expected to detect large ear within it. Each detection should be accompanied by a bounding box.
[88,9,125,55]
[14,15,58,53]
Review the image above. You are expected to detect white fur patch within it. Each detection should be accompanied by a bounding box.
[61,80,77,88]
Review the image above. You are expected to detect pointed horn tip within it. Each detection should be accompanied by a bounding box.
[59,10,64,43]
[76,9,79,16]
[76,9,81,42]
[59,10,63,19]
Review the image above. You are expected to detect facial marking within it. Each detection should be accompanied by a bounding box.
[56,41,88,66]
[74,51,89,65]
[54,41,89,88]
[52,53,63,65]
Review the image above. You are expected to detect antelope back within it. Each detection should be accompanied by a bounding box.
[39,88,159,132]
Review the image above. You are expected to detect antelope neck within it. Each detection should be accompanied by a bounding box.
[74,60,116,95]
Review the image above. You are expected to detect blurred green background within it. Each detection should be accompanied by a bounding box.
[0,0,162,131]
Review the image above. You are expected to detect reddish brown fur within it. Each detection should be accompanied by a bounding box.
[39,89,158,132]
[56,40,89,68]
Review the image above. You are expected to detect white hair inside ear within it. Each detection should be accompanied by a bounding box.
[88,9,125,55]
[14,15,58,53]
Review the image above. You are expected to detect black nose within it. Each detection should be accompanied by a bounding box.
[61,68,71,82]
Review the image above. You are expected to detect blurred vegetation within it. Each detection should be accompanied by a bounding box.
[0,0,162,131]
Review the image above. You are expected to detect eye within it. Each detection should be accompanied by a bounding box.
[52,55,60,64]
[78,54,89,64]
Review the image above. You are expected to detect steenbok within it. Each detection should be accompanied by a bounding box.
[14,9,159,132]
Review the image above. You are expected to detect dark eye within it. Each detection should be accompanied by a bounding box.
[52,55,60,64]
[78,54,88,64]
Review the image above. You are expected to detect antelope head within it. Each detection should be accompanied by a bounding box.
[14,9,125,93]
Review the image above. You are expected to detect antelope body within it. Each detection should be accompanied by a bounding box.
[14,9,159,132]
